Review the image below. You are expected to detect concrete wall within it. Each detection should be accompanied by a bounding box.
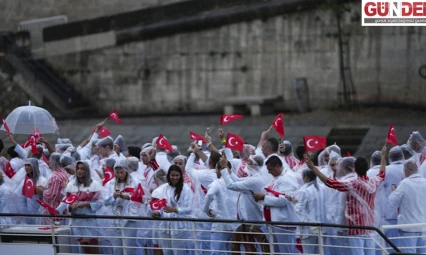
[0,0,186,31]
[43,2,426,115]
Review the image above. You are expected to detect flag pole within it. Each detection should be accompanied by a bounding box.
[103,117,108,123]
[268,125,273,131]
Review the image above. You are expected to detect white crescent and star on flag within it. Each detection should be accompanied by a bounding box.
[228,137,237,146]
[26,179,34,190]
[306,139,318,149]
[274,118,282,126]
[159,138,165,145]
[223,116,231,123]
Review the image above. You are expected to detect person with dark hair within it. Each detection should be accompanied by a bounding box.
[306,145,388,255]
[127,146,141,158]
[60,161,104,254]
[220,151,269,253]
[255,129,293,182]
[5,145,24,177]
[151,164,194,255]
[252,155,300,254]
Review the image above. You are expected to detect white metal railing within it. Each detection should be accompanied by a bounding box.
[0,213,403,255]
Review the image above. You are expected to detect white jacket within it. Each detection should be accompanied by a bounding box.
[221,168,268,221]
[153,183,194,235]
[263,172,300,224]
[203,178,238,230]
[389,174,426,232]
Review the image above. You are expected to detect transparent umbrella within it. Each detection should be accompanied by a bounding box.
[0,105,59,135]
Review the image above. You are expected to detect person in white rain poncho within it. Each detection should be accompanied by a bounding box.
[252,155,300,254]
[375,146,405,242]
[96,136,120,161]
[220,154,270,253]
[126,156,147,186]
[306,146,387,255]
[11,158,47,224]
[0,171,15,228]
[407,131,426,167]
[203,160,238,254]
[318,144,342,176]
[255,130,292,181]
[152,136,171,172]
[279,140,300,170]
[151,165,194,255]
[185,143,221,255]
[41,153,69,224]
[139,168,168,255]
[58,161,104,254]
[103,159,150,255]
[140,146,158,192]
[289,168,326,254]
[389,160,426,254]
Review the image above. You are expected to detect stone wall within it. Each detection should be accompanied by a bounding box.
[0,0,186,31]
[43,2,426,115]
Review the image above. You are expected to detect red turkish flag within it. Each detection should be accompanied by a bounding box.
[189,131,205,143]
[22,176,36,199]
[102,166,115,186]
[150,198,167,211]
[36,200,57,216]
[303,136,327,152]
[4,162,16,179]
[220,114,243,125]
[264,187,285,197]
[108,109,122,124]
[2,118,10,136]
[22,129,42,154]
[156,134,173,152]
[386,124,398,146]
[225,133,244,152]
[62,194,79,204]
[122,187,135,194]
[97,126,111,138]
[271,113,284,137]
[131,183,145,203]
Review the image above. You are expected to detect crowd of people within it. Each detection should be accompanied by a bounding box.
[1,121,426,255]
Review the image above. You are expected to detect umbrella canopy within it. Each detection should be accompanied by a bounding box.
[1,105,59,135]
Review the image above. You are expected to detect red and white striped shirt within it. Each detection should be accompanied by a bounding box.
[325,171,385,235]
[43,168,69,209]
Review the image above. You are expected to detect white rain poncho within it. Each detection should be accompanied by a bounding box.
[202,178,239,231]
[320,151,341,177]
[318,144,341,172]
[0,173,15,228]
[102,159,150,255]
[282,140,300,170]
[323,157,356,236]
[220,156,269,221]
[324,157,384,236]
[11,158,47,224]
[152,182,194,235]
[407,131,426,167]
[293,169,327,239]
[140,146,157,190]
[126,156,147,185]
[61,161,104,243]
[374,146,405,227]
